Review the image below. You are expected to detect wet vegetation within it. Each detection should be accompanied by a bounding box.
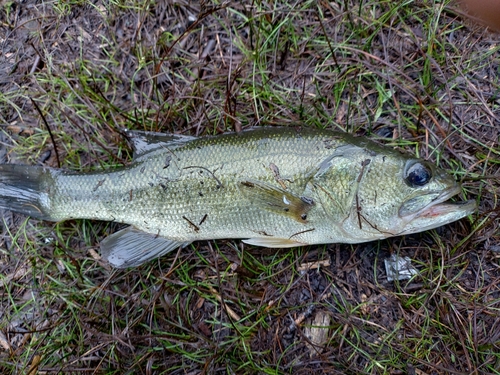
[0,1,499,374]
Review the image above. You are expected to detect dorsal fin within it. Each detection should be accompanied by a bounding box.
[123,129,196,159]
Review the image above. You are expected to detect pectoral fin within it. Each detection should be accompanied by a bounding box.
[242,237,307,248]
[240,180,315,223]
[100,226,190,268]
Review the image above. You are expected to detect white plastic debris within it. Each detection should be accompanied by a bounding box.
[384,254,418,281]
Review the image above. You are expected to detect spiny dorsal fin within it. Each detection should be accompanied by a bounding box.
[123,129,196,159]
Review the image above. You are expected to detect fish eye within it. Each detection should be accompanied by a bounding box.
[404,161,432,187]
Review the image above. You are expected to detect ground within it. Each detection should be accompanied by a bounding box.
[0,1,499,374]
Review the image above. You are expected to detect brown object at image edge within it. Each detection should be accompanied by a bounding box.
[458,0,500,32]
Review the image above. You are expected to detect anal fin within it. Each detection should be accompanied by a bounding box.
[242,237,306,248]
[100,226,190,268]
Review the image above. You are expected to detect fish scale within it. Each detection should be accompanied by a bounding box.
[0,127,475,268]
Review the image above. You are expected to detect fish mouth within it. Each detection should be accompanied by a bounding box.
[411,186,476,219]
[396,186,476,236]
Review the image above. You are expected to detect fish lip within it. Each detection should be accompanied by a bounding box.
[414,186,476,219]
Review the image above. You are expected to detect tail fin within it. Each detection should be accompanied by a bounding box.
[0,164,55,220]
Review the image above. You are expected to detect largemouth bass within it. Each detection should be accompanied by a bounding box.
[0,127,475,268]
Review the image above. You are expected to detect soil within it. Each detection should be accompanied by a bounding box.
[0,1,499,374]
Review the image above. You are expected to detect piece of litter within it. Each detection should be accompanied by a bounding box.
[384,254,418,281]
[303,310,331,357]
[297,259,331,272]
[0,331,10,350]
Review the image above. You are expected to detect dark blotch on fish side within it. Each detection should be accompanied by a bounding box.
[163,155,172,169]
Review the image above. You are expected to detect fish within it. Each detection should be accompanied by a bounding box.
[0,127,476,268]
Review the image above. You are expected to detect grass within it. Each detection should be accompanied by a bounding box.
[0,0,499,373]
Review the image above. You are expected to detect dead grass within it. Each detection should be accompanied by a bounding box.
[0,0,499,374]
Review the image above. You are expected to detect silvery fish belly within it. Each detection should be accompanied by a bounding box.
[0,127,476,268]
